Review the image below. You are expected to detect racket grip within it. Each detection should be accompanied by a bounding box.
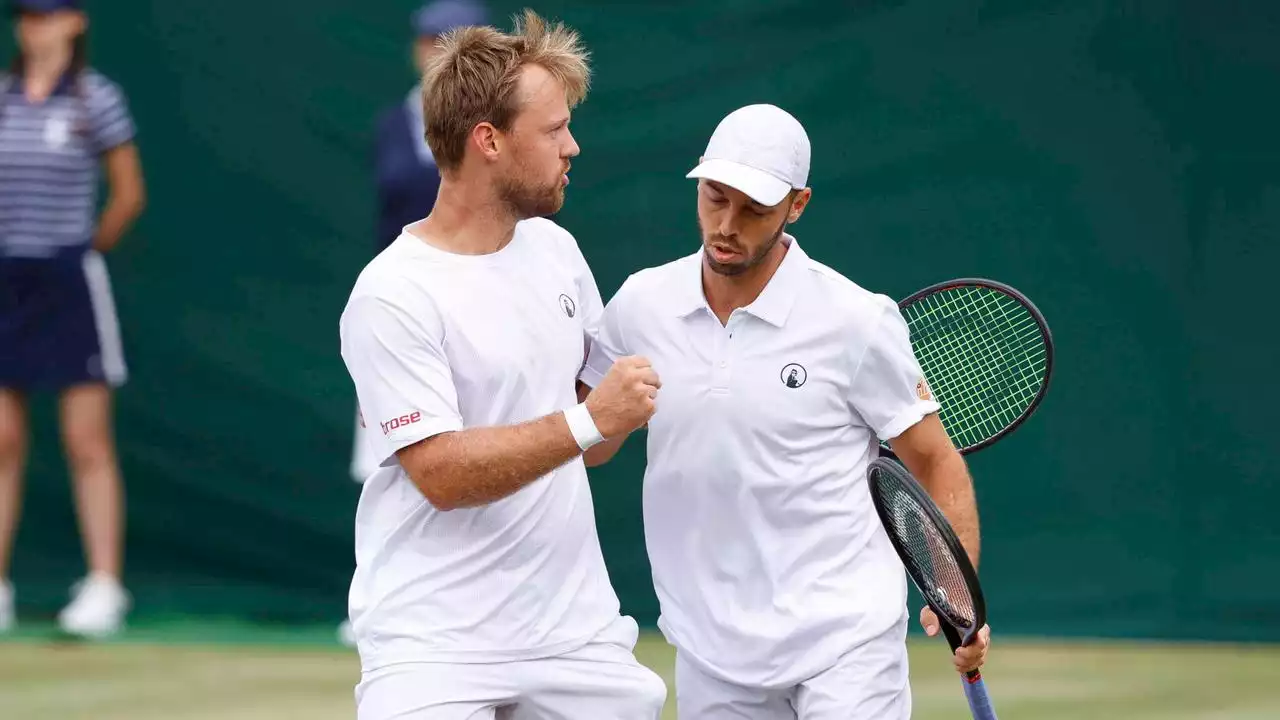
[961,672,998,720]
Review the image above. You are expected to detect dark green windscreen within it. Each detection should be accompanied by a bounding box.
[5,1,1277,641]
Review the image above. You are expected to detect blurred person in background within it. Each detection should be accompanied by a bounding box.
[340,0,489,648]
[0,0,145,638]
[372,0,489,256]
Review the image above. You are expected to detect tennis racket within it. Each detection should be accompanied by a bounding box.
[867,456,998,720]
[882,278,1053,456]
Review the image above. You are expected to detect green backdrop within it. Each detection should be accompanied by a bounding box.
[7,0,1277,641]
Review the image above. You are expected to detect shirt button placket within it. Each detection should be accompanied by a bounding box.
[712,313,737,391]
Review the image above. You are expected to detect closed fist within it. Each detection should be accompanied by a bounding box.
[921,606,991,674]
[586,356,660,438]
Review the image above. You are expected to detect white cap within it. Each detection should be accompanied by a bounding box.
[686,104,811,207]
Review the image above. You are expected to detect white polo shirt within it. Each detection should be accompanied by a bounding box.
[582,236,941,688]
[339,218,622,671]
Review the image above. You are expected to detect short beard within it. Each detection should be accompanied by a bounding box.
[497,173,564,220]
[702,212,789,277]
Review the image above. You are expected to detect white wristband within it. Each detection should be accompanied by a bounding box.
[564,402,605,451]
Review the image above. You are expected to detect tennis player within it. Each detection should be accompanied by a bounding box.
[338,11,665,720]
[580,104,991,719]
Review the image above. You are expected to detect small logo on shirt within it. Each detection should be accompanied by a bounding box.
[558,293,576,318]
[916,377,933,401]
[780,363,807,388]
[380,411,422,436]
[44,116,72,149]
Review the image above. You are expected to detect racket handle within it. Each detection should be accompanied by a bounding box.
[940,623,996,718]
[961,671,998,720]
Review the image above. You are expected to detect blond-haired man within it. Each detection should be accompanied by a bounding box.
[339,11,666,720]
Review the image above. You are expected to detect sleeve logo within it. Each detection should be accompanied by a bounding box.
[380,411,422,435]
[916,377,933,401]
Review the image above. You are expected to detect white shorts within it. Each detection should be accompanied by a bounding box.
[674,614,911,720]
[355,616,667,720]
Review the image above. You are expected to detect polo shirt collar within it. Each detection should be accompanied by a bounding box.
[674,234,808,327]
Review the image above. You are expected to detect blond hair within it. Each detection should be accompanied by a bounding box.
[420,9,591,173]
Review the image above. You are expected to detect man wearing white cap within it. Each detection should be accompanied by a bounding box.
[578,104,991,718]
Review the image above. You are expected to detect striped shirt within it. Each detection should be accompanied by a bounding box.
[0,69,136,259]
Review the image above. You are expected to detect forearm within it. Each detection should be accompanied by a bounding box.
[583,434,627,467]
[93,194,144,251]
[403,411,582,511]
[917,451,981,569]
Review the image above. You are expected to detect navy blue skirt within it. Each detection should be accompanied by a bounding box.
[0,251,128,392]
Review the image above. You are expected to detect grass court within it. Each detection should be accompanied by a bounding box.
[3,623,1277,719]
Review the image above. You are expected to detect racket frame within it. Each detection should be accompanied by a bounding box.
[868,457,1001,718]
[867,456,987,660]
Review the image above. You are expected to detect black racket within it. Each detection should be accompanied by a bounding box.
[867,456,998,720]
[882,278,1053,456]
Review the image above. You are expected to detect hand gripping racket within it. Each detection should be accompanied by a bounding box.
[868,457,999,720]
[882,278,1053,456]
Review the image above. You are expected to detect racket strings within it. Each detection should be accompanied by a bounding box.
[903,287,1047,449]
[923,291,1037,439]
[880,479,977,629]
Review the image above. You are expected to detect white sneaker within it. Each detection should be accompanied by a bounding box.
[337,619,356,647]
[57,573,130,639]
[0,579,13,633]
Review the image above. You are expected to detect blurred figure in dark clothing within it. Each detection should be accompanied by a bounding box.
[371,0,489,252]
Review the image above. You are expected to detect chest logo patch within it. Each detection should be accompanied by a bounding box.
[780,363,807,388]
[44,116,72,149]
[558,293,576,318]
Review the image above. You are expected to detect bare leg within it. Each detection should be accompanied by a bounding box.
[59,384,124,579]
[0,389,28,579]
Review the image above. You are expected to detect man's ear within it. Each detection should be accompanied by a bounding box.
[472,122,501,162]
[787,188,813,223]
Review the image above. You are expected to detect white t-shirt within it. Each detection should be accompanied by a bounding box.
[582,237,941,688]
[339,218,621,671]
